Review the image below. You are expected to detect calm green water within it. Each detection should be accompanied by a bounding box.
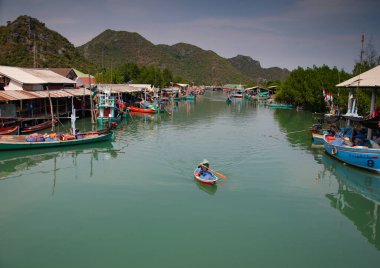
[1,92,380,268]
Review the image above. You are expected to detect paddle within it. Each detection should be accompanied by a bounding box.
[199,164,226,179]
[209,168,227,179]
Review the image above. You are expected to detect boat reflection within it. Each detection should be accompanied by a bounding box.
[0,141,116,181]
[322,153,380,250]
[194,179,218,196]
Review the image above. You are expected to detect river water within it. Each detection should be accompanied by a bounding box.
[0,91,379,268]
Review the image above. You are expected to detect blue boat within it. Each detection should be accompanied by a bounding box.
[194,167,219,185]
[323,134,380,173]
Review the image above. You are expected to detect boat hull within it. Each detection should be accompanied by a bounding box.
[0,131,114,151]
[194,167,218,185]
[268,104,293,109]
[311,132,323,144]
[0,126,19,135]
[21,120,57,134]
[128,106,156,113]
[323,134,380,172]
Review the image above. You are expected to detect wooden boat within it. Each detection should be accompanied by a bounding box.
[232,91,243,98]
[323,133,380,172]
[268,103,294,109]
[183,95,196,100]
[0,128,114,151]
[194,167,219,185]
[128,106,156,114]
[0,125,19,135]
[21,119,57,134]
[97,91,122,125]
[311,132,324,144]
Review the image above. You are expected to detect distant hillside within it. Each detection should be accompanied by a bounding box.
[78,30,289,84]
[0,16,290,84]
[0,15,95,72]
[228,55,290,83]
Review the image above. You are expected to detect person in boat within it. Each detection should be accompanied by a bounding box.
[353,128,369,146]
[198,159,210,175]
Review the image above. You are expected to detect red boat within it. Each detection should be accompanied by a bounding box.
[21,119,57,134]
[128,106,156,114]
[0,125,19,135]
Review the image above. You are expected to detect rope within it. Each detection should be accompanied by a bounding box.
[287,129,308,134]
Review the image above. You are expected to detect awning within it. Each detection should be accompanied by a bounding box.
[31,90,73,98]
[0,88,91,101]
[336,65,380,88]
[98,84,143,93]
[0,90,39,101]
[64,88,91,96]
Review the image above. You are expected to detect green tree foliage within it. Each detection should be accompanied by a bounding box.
[95,63,183,88]
[275,65,351,112]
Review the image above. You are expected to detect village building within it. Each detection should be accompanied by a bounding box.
[0,65,91,122]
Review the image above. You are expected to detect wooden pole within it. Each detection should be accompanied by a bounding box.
[89,73,95,123]
[47,86,55,132]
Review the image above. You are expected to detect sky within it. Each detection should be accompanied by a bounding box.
[0,0,379,72]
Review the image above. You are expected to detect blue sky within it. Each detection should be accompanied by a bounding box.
[1,0,379,71]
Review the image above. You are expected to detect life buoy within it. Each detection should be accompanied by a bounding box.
[331,146,338,155]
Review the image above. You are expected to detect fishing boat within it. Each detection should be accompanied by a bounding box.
[323,133,380,172]
[21,119,57,134]
[128,106,156,114]
[0,128,114,151]
[231,89,243,98]
[268,103,294,109]
[183,95,196,101]
[193,167,219,185]
[0,125,19,135]
[96,88,122,125]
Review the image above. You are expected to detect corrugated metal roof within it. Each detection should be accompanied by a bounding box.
[0,89,91,101]
[23,69,76,84]
[0,90,39,100]
[64,88,91,96]
[0,92,18,101]
[0,66,76,84]
[49,68,74,77]
[0,66,45,84]
[336,65,380,88]
[30,90,73,98]
[99,84,143,93]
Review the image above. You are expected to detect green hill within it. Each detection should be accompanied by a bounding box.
[0,16,290,84]
[0,15,95,72]
[78,29,289,84]
[228,55,290,83]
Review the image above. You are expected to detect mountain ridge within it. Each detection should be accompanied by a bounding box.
[0,16,290,84]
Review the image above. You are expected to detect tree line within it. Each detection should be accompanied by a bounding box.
[94,62,188,88]
[275,37,380,114]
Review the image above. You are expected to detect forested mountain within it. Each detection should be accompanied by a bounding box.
[0,16,290,84]
[78,30,245,84]
[228,55,290,83]
[0,15,95,72]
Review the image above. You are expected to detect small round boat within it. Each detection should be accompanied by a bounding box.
[194,167,218,185]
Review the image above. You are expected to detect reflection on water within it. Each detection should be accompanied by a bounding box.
[194,179,218,195]
[273,108,316,150]
[0,142,117,181]
[322,153,380,250]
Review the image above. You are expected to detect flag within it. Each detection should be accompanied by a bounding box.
[91,85,98,99]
